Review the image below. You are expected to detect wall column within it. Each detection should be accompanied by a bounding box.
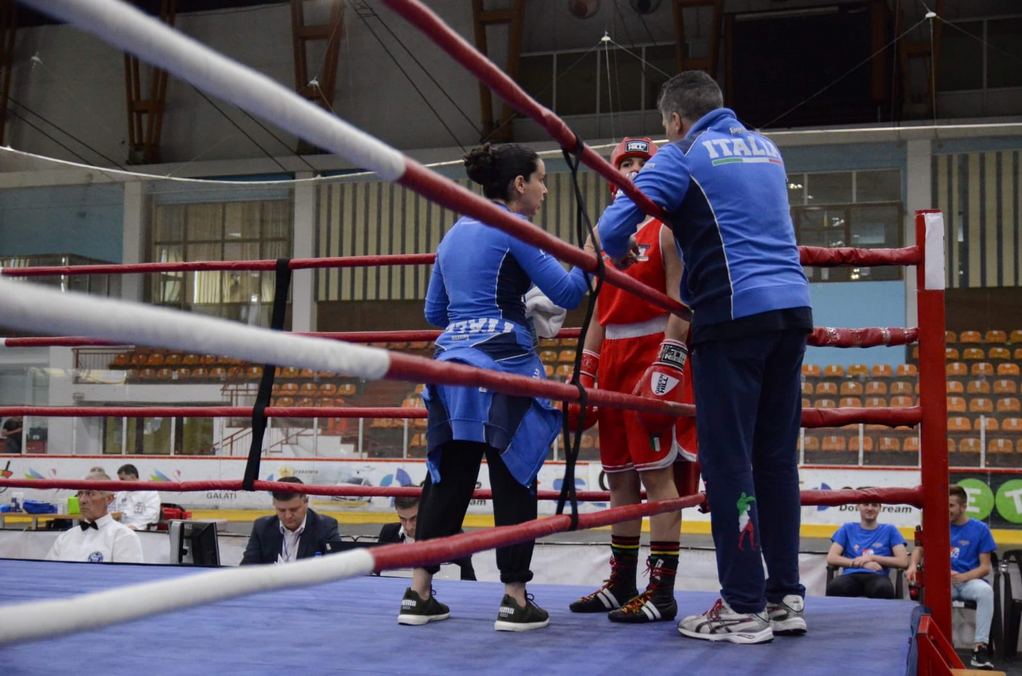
[904,139,932,327]
[292,172,316,332]
[121,181,145,303]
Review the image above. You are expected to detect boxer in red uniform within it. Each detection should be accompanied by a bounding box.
[568,138,699,623]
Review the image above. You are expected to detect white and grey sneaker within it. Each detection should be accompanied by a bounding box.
[766,594,807,635]
[677,598,774,644]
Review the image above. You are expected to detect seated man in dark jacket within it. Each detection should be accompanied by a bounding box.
[378,495,476,581]
[241,477,345,565]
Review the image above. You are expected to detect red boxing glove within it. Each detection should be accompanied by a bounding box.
[566,349,599,432]
[632,339,689,439]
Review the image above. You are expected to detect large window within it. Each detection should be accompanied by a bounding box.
[150,198,292,325]
[939,16,1022,92]
[788,169,903,282]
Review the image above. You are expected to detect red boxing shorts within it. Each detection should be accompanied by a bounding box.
[597,329,697,474]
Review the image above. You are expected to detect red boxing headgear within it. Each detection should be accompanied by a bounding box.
[609,137,658,194]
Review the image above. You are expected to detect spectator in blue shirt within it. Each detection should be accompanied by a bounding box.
[826,500,908,599]
[907,485,997,670]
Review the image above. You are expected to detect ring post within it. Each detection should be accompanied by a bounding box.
[916,209,951,638]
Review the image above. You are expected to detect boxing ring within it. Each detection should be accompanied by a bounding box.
[0,0,963,673]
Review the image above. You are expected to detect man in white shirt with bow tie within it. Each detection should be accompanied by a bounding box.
[46,470,144,564]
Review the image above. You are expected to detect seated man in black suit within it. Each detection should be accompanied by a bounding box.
[378,495,476,581]
[241,477,345,565]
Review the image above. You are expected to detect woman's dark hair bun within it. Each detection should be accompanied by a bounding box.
[463,144,499,185]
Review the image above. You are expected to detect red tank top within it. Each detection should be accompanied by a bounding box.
[597,218,669,326]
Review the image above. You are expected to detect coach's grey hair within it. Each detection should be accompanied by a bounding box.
[657,71,724,124]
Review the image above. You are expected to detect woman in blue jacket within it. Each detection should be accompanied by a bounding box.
[397,143,590,632]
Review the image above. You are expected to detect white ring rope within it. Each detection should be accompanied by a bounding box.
[0,549,375,645]
[19,0,406,182]
[0,278,392,380]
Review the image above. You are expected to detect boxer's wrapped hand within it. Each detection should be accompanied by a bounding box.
[566,349,599,432]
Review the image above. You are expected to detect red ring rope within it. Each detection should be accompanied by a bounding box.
[1,325,919,348]
[0,403,921,428]
[0,478,923,509]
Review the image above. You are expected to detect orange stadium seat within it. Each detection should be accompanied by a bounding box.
[840,397,862,408]
[967,380,991,395]
[958,438,982,454]
[947,438,957,453]
[414,383,427,394]
[296,397,315,408]
[247,365,262,379]
[890,381,914,396]
[847,364,868,378]
[298,368,315,379]
[824,365,845,379]
[544,364,554,378]
[997,363,1021,378]
[821,436,847,452]
[539,350,558,364]
[319,383,338,397]
[989,346,1011,361]
[816,382,838,397]
[1011,329,1022,344]
[558,349,577,363]
[946,348,960,361]
[274,396,295,408]
[338,384,357,397]
[871,365,893,379]
[539,338,559,348]
[182,354,200,366]
[911,346,920,360]
[802,397,812,409]
[946,330,958,344]
[191,367,209,380]
[111,352,131,368]
[947,362,968,378]
[896,364,918,379]
[986,330,1008,344]
[979,417,999,433]
[210,366,227,380]
[840,381,864,397]
[299,382,317,396]
[555,364,572,379]
[891,395,915,408]
[946,381,965,395]
[145,352,165,367]
[960,330,982,344]
[877,437,901,452]
[948,416,972,432]
[947,397,967,414]
[156,367,174,380]
[1009,418,1022,434]
[802,382,814,397]
[200,355,217,366]
[408,341,431,350]
[864,396,887,408]
[164,353,182,366]
[962,347,985,361]
[800,435,820,452]
[998,398,1022,416]
[1015,348,1022,361]
[865,381,888,396]
[802,364,822,379]
[971,362,994,378]
[815,399,837,409]
[994,379,1019,395]
[904,437,920,453]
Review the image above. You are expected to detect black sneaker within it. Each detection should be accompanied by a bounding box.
[608,587,678,623]
[569,557,637,613]
[494,593,550,632]
[397,588,450,626]
[970,644,994,670]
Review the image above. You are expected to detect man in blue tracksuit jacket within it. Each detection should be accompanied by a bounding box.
[598,71,813,644]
